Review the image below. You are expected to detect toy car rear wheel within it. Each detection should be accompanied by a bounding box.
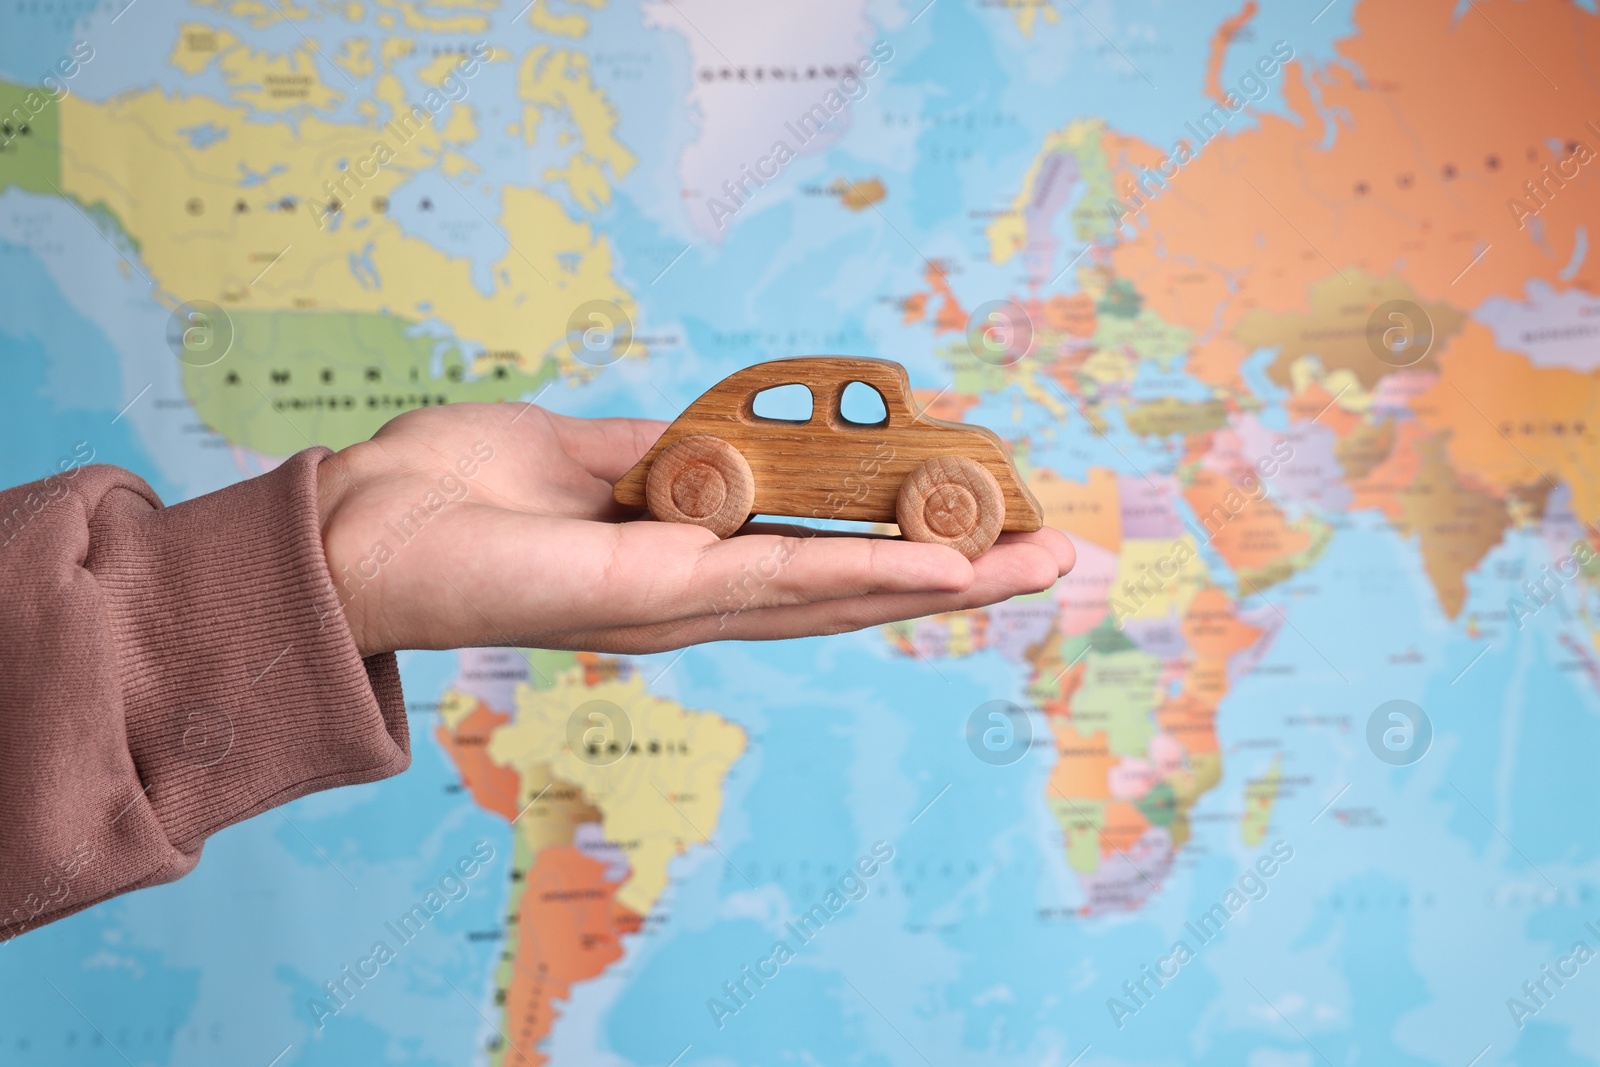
[645,435,755,539]
[896,456,1005,559]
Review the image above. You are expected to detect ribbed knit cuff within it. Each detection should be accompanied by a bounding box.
[90,448,410,853]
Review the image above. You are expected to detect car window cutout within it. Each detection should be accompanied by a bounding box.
[839,381,888,426]
[751,383,814,422]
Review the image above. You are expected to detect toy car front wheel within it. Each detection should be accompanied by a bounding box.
[896,456,1005,559]
[645,435,755,538]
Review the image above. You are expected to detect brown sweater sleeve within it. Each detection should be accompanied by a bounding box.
[0,447,410,940]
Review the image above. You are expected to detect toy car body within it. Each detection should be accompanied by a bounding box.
[613,357,1043,558]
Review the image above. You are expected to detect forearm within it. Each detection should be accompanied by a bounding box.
[0,450,410,939]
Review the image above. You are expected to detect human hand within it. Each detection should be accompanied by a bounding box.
[316,402,1075,656]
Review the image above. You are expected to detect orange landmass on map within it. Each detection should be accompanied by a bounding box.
[1184,468,1311,579]
[1234,271,1468,392]
[1110,0,1599,388]
[1027,467,1122,553]
[1156,692,1220,756]
[499,845,640,1067]
[576,651,629,687]
[1181,655,1234,715]
[1100,799,1151,855]
[1416,322,1600,522]
[1205,0,1258,104]
[1345,418,1427,520]
[1335,418,1396,483]
[1183,587,1264,661]
[1044,292,1098,338]
[1167,590,1262,738]
[913,387,979,422]
[899,260,968,333]
[834,176,886,211]
[1396,432,1513,618]
[1047,721,1115,801]
[1287,381,1359,436]
[901,292,928,324]
[435,703,520,822]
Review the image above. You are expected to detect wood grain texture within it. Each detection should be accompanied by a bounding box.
[644,435,755,538]
[615,356,1043,540]
[895,456,1005,559]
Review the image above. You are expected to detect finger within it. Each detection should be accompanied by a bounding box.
[541,538,1063,652]
[737,522,1078,576]
[694,536,1061,637]
[543,521,1066,628]
[544,414,669,483]
[460,515,977,636]
[408,512,974,647]
[995,527,1076,576]
[682,525,978,610]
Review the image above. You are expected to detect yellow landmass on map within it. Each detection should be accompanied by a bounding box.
[380,37,416,67]
[530,2,590,37]
[1007,3,1061,39]
[222,41,343,112]
[1241,755,1281,846]
[517,46,634,181]
[193,0,311,27]
[334,38,374,79]
[986,118,1107,266]
[439,104,477,146]
[168,23,342,111]
[170,24,238,75]
[55,84,633,379]
[438,686,479,733]
[377,0,489,33]
[418,52,469,85]
[546,154,612,211]
[1112,537,1209,621]
[490,672,747,917]
[1417,322,1600,525]
[1027,467,1121,554]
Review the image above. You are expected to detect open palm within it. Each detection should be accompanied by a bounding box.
[316,402,1075,656]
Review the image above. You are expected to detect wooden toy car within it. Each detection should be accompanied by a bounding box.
[613,356,1043,558]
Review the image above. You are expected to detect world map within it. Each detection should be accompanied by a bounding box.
[4,0,1600,1064]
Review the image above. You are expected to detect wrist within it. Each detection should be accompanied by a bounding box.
[315,448,374,657]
